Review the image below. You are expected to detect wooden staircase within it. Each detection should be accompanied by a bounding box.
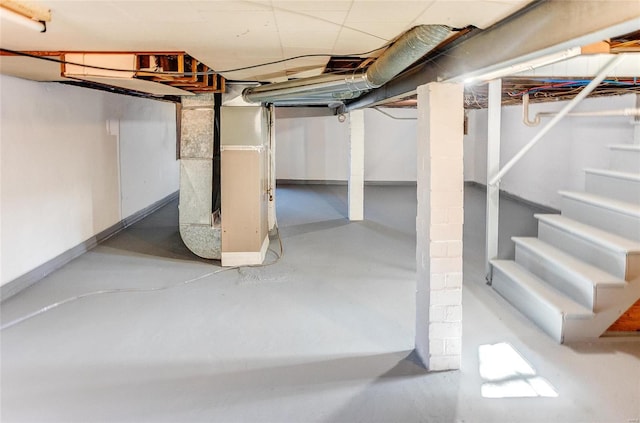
[491,144,640,342]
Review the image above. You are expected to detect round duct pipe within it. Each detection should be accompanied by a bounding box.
[364,25,450,87]
[242,24,451,105]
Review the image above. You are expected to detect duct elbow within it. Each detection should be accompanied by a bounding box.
[179,224,222,260]
[242,86,259,104]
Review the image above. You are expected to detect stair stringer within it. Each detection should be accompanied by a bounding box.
[559,277,640,341]
[587,276,640,338]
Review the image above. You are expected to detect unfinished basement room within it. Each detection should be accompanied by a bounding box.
[1,1,640,422]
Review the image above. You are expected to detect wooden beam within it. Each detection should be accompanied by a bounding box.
[581,41,611,54]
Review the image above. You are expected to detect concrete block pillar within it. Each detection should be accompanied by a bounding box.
[415,82,464,371]
[349,109,365,221]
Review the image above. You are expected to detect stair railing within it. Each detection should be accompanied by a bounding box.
[485,54,626,283]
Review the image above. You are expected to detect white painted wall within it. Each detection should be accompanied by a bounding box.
[119,98,179,217]
[275,108,349,181]
[1,75,179,286]
[275,95,635,209]
[364,108,418,182]
[276,107,424,182]
[463,112,476,183]
[468,93,636,209]
[275,106,477,183]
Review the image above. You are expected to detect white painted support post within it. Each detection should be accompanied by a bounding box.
[267,104,277,232]
[349,109,365,221]
[634,94,640,145]
[485,79,502,282]
[415,82,464,371]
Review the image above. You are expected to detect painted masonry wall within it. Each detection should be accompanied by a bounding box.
[468,93,637,209]
[276,107,423,182]
[276,94,635,210]
[275,107,350,181]
[276,106,476,183]
[0,75,179,286]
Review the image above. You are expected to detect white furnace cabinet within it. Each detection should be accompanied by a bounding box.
[220,106,269,267]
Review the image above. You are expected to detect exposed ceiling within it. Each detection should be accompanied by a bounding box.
[1,1,638,109]
[0,0,532,83]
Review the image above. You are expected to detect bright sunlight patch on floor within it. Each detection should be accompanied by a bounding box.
[479,342,558,398]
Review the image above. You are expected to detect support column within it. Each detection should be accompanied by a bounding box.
[634,94,640,145]
[415,82,464,371]
[267,105,277,232]
[348,109,365,221]
[485,79,502,282]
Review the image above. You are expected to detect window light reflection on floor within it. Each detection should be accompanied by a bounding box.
[478,342,558,398]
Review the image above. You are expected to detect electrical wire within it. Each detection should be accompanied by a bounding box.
[0,24,464,77]
[215,46,392,74]
[0,268,233,331]
[373,107,417,120]
[0,225,285,331]
[508,79,640,98]
[465,77,640,109]
[0,44,392,77]
[245,225,284,268]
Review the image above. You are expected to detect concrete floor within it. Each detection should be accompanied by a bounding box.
[1,184,639,423]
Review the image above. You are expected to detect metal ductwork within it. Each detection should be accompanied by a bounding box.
[242,24,451,105]
[179,94,222,260]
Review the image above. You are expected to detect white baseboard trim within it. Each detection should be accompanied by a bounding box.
[221,235,269,267]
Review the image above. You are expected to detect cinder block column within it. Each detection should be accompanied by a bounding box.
[349,109,365,221]
[415,82,464,371]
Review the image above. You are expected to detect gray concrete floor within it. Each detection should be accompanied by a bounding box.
[1,184,639,423]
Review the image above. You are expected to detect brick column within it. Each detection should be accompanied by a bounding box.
[348,109,365,221]
[415,82,464,371]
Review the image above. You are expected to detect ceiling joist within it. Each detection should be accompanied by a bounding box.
[1,50,226,97]
[346,1,640,111]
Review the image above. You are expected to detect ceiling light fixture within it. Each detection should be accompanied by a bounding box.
[0,4,48,33]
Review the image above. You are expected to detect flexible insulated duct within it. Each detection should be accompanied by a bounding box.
[242,25,451,104]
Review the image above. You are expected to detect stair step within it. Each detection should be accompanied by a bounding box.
[492,260,593,343]
[609,144,640,173]
[584,168,640,204]
[535,214,640,280]
[559,190,640,242]
[513,237,625,310]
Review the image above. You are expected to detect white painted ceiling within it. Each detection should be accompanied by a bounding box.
[0,0,533,82]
